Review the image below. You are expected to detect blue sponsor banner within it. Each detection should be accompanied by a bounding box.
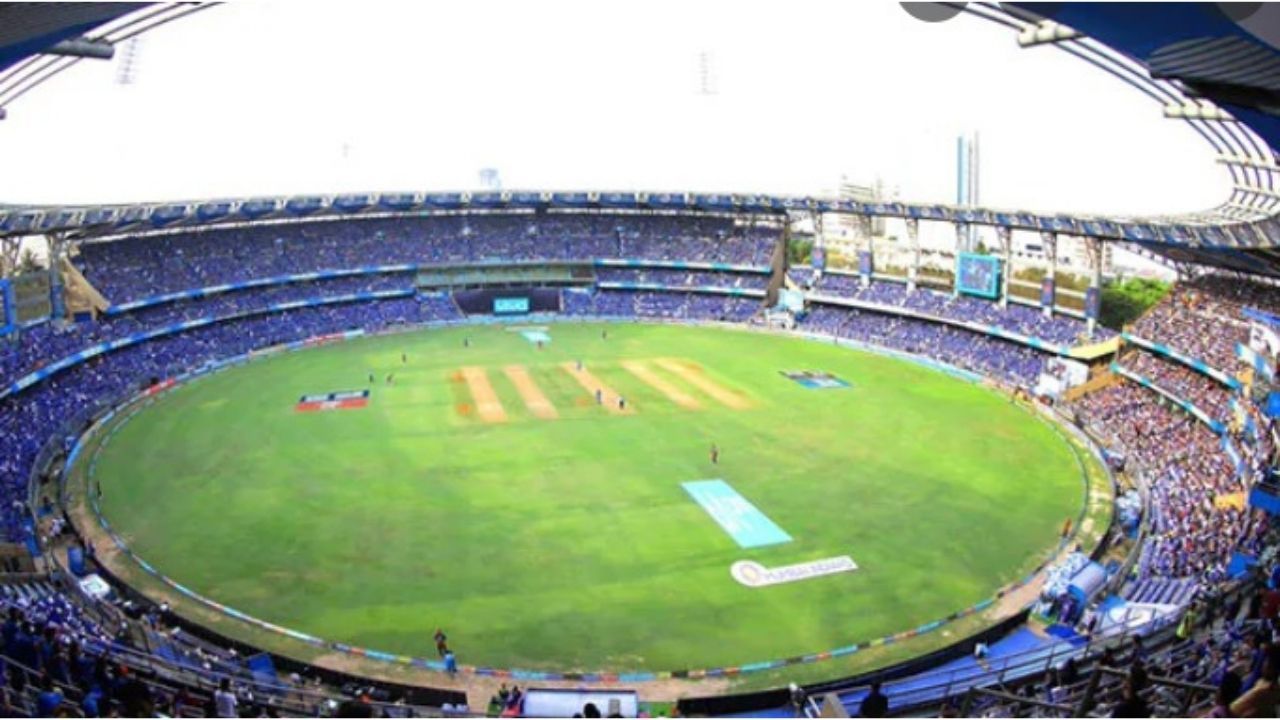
[1122,333,1240,389]
[1243,306,1280,328]
[682,479,792,548]
[0,278,14,336]
[1085,286,1101,320]
[1040,277,1055,307]
[858,251,873,277]
[1248,486,1280,516]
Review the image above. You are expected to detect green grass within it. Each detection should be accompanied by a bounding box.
[86,322,1087,676]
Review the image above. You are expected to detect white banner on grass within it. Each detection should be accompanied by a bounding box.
[731,556,858,588]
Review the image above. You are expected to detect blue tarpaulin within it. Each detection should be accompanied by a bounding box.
[1266,392,1280,419]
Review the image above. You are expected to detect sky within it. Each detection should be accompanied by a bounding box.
[0,0,1236,218]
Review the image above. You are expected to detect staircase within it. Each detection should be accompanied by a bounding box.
[1123,576,1198,606]
[59,256,109,316]
[1062,367,1121,403]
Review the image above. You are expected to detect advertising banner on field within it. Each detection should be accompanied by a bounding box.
[296,389,370,412]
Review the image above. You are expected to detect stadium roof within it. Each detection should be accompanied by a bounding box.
[4,3,1280,277]
[0,3,145,71]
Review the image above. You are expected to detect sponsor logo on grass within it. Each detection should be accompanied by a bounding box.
[731,556,858,587]
[296,389,370,412]
[780,370,850,390]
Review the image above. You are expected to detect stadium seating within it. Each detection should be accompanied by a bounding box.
[811,272,1110,346]
[1116,348,1234,423]
[75,214,778,304]
[1128,274,1278,374]
[798,305,1050,386]
[0,577,450,716]
[1074,382,1267,585]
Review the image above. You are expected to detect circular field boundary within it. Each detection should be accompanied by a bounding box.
[67,318,1111,683]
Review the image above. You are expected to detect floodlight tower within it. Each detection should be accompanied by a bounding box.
[956,132,980,250]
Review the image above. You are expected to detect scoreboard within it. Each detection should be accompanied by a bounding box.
[955,253,1000,299]
[493,297,531,315]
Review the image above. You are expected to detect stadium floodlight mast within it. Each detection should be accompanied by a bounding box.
[1216,153,1280,172]
[1163,101,1237,122]
[1234,182,1280,202]
[1016,20,1081,48]
[44,37,116,60]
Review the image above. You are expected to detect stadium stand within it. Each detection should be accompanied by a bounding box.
[1,2,1279,715]
[1127,276,1277,378]
[1,209,1277,717]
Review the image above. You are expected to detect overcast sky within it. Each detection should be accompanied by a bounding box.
[0,1,1235,218]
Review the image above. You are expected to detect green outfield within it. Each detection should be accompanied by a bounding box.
[83,322,1092,676]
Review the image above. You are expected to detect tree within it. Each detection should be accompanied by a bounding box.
[17,248,45,274]
[1099,277,1170,330]
[787,237,814,266]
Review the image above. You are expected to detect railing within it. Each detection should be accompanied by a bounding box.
[23,568,463,717]
[1095,666,1216,717]
[0,642,457,719]
[804,603,1184,718]
[961,686,1078,717]
[1074,418,1149,597]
